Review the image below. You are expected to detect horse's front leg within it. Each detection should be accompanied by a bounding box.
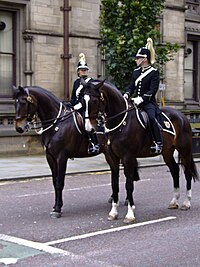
[108,167,120,221]
[123,159,140,224]
[105,153,120,221]
[46,152,67,218]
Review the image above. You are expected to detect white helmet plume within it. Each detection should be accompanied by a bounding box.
[146,38,155,64]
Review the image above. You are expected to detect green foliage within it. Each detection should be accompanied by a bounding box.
[100,0,180,90]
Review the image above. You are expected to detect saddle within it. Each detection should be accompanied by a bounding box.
[136,108,176,136]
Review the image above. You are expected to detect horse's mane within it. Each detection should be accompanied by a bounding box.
[103,80,122,97]
[29,86,61,103]
[90,79,121,97]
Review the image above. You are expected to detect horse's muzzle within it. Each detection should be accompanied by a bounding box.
[15,120,30,133]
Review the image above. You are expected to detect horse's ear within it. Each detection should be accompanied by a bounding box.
[18,85,25,92]
[12,85,25,99]
[93,80,105,91]
[12,85,19,99]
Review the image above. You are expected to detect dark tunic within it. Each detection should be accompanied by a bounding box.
[126,65,160,120]
[70,77,92,106]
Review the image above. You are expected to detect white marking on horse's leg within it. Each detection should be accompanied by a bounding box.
[168,188,180,209]
[108,201,118,220]
[85,118,93,132]
[123,203,135,224]
[181,189,192,210]
[84,94,94,132]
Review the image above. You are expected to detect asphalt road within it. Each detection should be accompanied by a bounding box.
[0,164,200,267]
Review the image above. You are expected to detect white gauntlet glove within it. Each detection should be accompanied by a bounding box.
[123,93,129,100]
[74,102,82,110]
[132,96,143,106]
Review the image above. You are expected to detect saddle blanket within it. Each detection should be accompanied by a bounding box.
[136,108,176,136]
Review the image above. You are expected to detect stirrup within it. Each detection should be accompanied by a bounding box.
[150,142,162,154]
[88,143,100,154]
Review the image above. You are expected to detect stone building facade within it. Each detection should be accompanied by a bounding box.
[0,0,200,155]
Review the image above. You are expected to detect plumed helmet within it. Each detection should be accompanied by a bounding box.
[77,53,89,70]
[136,38,155,64]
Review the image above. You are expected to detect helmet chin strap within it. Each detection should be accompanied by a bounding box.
[137,58,146,67]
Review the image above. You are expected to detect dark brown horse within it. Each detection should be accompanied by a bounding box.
[83,80,199,223]
[13,85,114,219]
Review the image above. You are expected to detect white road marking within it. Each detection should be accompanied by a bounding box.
[0,234,116,267]
[0,234,73,256]
[45,216,176,245]
[15,179,151,198]
[0,258,18,265]
[15,183,112,198]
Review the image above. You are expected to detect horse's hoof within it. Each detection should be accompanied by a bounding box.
[180,205,191,211]
[168,203,179,209]
[123,217,135,224]
[108,214,118,221]
[50,211,62,218]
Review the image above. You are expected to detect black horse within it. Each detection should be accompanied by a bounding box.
[83,80,199,223]
[13,85,114,219]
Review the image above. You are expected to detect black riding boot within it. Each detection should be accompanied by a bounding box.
[150,120,163,154]
[88,131,100,154]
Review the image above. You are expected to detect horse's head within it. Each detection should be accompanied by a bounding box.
[83,79,129,133]
[13,85,37,133]
[82,80,107,132]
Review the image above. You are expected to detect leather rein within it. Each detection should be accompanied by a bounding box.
[17,88,78,134]
[92,93,135,133]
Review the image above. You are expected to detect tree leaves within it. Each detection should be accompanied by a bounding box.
[100,0,180,90]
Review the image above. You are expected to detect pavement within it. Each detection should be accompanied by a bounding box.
[0,152,180,181]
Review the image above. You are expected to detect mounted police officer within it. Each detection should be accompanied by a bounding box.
[70,53,99,154]
[124,38,163,154]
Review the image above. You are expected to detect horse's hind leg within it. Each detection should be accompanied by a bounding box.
[179,153,196,210]
[162,150,180,209]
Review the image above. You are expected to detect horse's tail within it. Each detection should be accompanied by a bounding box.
[178,153,199,182]
[190,156,199,182]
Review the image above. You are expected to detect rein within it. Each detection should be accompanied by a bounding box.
[34,102,64,134]
[104,98,130,133]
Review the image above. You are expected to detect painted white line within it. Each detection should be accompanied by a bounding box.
[0,258,18,265]
[0,234,73,256]
[15,179,151,198]
[0,234,116,267]
[45,216,176,246]
[16,183,112,198]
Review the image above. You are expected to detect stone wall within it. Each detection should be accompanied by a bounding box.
[69,0,101,94]
[162,0,185,105]
[29,0,64,99]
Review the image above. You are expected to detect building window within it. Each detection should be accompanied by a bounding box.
[0,10,16,97]
[184,37,200,102]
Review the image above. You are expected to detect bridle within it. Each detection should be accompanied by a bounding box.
[15,88,74,134]
[87,91,134,133]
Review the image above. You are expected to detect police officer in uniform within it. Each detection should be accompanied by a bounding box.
[70,53,99,154]
[124,38,163,154]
